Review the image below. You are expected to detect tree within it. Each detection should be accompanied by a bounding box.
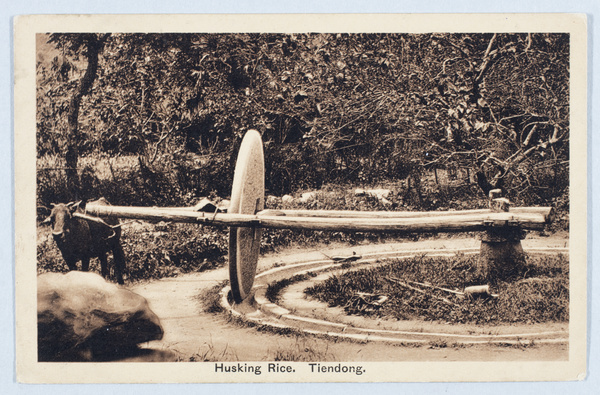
[37,33,569,207]
[416,33,569,203]
[40,33,110,196]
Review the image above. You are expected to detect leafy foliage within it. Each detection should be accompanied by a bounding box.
[37,33,569,209]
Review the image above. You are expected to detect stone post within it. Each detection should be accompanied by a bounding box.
[476,189,527,284]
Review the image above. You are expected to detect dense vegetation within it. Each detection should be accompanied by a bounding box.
[37,33,569,210]
[37,222,228,282]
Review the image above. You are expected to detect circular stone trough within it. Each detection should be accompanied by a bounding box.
[220,243,569,345]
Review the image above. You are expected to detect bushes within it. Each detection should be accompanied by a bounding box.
[265,144,330,195]
[122,223,228,281]
[38,33,569,212]
[37,156,72,206]
[36,151,234,208]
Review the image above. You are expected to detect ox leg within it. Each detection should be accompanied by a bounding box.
[112,245,126,285]
[99,253,109,279]
[64,257,77,271]
[81,257,90,272]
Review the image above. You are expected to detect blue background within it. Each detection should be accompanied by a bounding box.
[2,1,597,394]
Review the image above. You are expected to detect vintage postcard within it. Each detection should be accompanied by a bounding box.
[14,14,587,383]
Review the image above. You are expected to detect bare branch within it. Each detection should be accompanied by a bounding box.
[475,34,498,84]
[149,125,176,164]
[525,33,532,53]
[522,124,537,147]
[549,125,563,144]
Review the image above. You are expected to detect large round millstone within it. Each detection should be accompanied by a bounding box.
[228,130,265,303]
[37,271,164,361]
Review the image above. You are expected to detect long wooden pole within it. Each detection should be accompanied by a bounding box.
[85,203,551,232]
[141,207,553,222]
[257,207,553,223]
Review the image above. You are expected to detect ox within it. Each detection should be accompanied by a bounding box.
[42,198,126,284]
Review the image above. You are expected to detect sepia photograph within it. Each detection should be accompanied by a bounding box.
[14,13,587,384]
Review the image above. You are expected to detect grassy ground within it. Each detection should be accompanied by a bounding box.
[304,253,569,325]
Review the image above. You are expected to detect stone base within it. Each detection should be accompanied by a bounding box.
[477,239,526,284]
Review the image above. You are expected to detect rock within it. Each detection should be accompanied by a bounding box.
[38,271,163,361]
[477,228,526,284]
[490,197,510,212]
[282,194,294,204]
[355,188,391,199]
[193,197,230,213]
[488,188,503,199]
[355,188,392,202]
[218,199,230,212]
[368,188,392,199]
[299,191,317,203]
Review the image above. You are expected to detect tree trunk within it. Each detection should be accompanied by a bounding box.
[65,34,107,198]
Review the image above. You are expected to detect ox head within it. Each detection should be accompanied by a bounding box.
[42,201,81,243]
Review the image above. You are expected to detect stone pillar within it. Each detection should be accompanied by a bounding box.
[476,189,527,284]
[477,227,526,284]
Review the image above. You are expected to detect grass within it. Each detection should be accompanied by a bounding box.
[197,281,229,314]
[265,273,316,303]
[182,334,337,362]
[186,339,239,362]
[271,337,335,362]
[305,253,569,325]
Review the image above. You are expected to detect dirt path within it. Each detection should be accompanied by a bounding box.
[130,236,569,362]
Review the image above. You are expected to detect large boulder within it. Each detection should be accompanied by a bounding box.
[38,271,164,361]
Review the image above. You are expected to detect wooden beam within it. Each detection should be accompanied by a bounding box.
[85,203,551,232]
[257,207,553,223]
